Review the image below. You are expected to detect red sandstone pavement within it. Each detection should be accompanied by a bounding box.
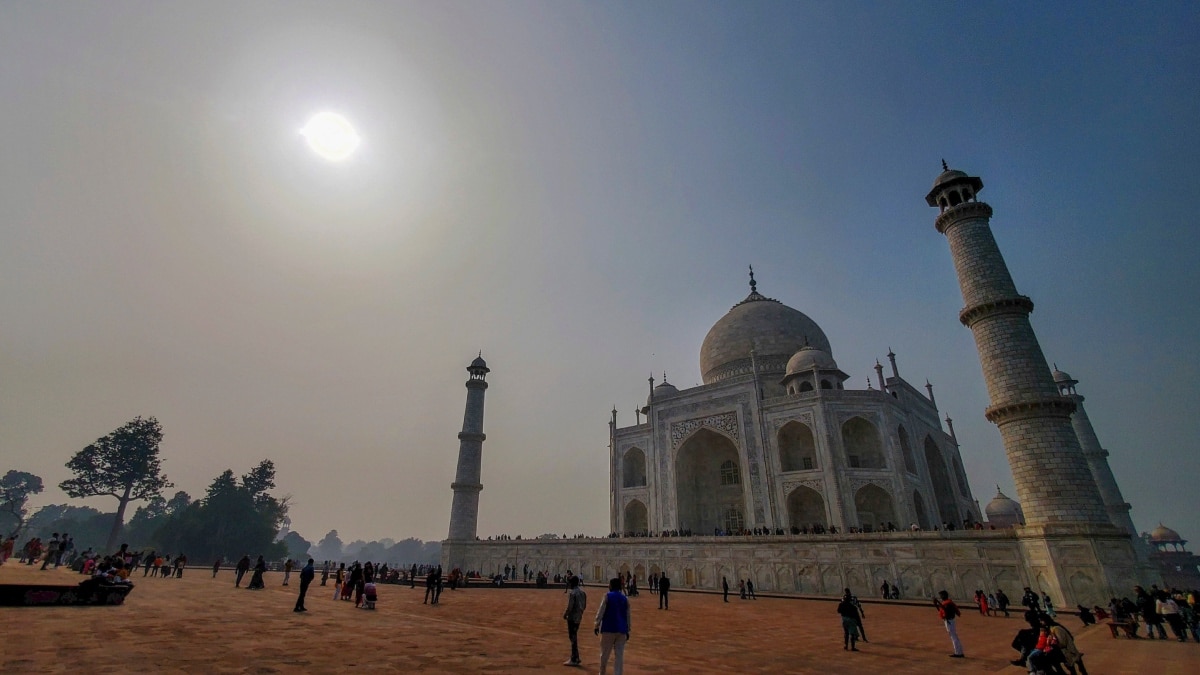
[1,563,1196,673]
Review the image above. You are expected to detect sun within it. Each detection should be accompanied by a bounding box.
[300,112,361,162]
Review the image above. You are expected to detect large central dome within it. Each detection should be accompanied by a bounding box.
[699,279,831,384]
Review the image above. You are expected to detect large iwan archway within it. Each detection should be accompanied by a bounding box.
[675,428,744,534]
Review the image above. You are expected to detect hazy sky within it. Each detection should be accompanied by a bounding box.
[2,2,1197,548]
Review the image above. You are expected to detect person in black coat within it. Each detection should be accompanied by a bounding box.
[658,573,670,610]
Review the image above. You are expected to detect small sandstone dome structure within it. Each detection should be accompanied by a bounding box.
[984,487,1025,528]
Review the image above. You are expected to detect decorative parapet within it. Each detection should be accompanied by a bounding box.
[958,296,1035,328]
[934,201,993,234]
[984,398,1076,424]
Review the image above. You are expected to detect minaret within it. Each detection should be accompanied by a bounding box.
[447,353,489,542]
[928,163,1144,603]
[1051,367,1140,537]
[928,165,1109,527]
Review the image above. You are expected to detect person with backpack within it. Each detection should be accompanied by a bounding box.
[934,590,965,658]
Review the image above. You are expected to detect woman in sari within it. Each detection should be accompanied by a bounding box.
[247,555,267,590]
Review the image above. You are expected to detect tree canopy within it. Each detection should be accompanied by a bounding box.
[60,416,172,552]
[0,470,44,539]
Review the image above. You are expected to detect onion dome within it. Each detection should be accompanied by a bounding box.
[985,488,1020,517]
[785,345,838,376]
[700,268,831,384]
[1149,523,1183,543]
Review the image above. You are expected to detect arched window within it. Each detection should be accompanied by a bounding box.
[722,507,745,532]
[799,381,814,392]
[948,190,962,206]
[719,460,740,485]
[778,421,817,472]
[622,447,647,488]
[820,380,832,389]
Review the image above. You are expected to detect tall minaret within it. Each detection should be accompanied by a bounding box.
[928,165,1109,527]
[447,354,489,542]
[928,163,1145,603]
[1050,367,1139,537]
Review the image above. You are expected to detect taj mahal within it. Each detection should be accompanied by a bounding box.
[441,164,1160,607]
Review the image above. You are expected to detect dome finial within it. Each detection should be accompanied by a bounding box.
[941,158,949,171]
[748,264,757,293]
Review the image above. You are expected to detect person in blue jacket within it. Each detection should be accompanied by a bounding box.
[594,577,632,675]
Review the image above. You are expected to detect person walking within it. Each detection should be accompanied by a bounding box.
[722,576,729,602]
[594,577,631,675]
[562,576,587,667]
[294,558,315,612]
[212,557,221,578]
[935,590,965,658]
[657,573,670,610]
[235,555,250,587]
[747,579,757,600]
[247,555,267,590]
[283,558,293,586]
[838,590,862,651]
[846,590,867,641]
[39,533,59,570]
[996,588,1011,617]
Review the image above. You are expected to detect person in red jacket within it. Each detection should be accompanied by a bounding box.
[935,590,965,658]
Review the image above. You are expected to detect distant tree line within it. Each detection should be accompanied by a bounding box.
[4,415,439,565]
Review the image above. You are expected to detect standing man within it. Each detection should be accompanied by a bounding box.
[722,576,729,602]
[40,533,59,570]
[320,560,330,586]
[594,577,631,675]
[283,558,293,586]
[747,578,757,600]
[294,558,315,612]
[838,590,862,651]
[562,576,587,667]
[657,572,670,610]
[235,555,250,587]
[212,557,221,578]
[935,590,965,658]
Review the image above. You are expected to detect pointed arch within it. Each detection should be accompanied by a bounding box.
[622,447,647,488]
[675,428,744,533]
[854,484,897,531]
[778,421,817,472]
[786,485,827,529]
[924,436,958,525]
[913,490,932,530]
[624,499,648,534]
[842,417,885,469]
[898,426,917,474]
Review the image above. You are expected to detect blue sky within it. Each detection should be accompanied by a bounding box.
[1,1,1196,547]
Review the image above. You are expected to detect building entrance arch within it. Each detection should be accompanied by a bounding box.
[675,428,744,534]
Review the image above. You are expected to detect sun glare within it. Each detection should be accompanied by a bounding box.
[300,112,361,162]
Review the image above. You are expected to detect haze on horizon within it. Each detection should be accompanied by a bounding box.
[2,2,1197,549]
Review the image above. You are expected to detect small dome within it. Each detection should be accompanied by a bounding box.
[984,487,1022,518]
[469,355,488,370]
[931,168,968,190]
[648,379,679,404]
[785,345,837,376]
[1051,367,1075,384]
[1149,523,1183,543]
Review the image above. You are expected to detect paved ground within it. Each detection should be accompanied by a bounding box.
[1,563,1197,673]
